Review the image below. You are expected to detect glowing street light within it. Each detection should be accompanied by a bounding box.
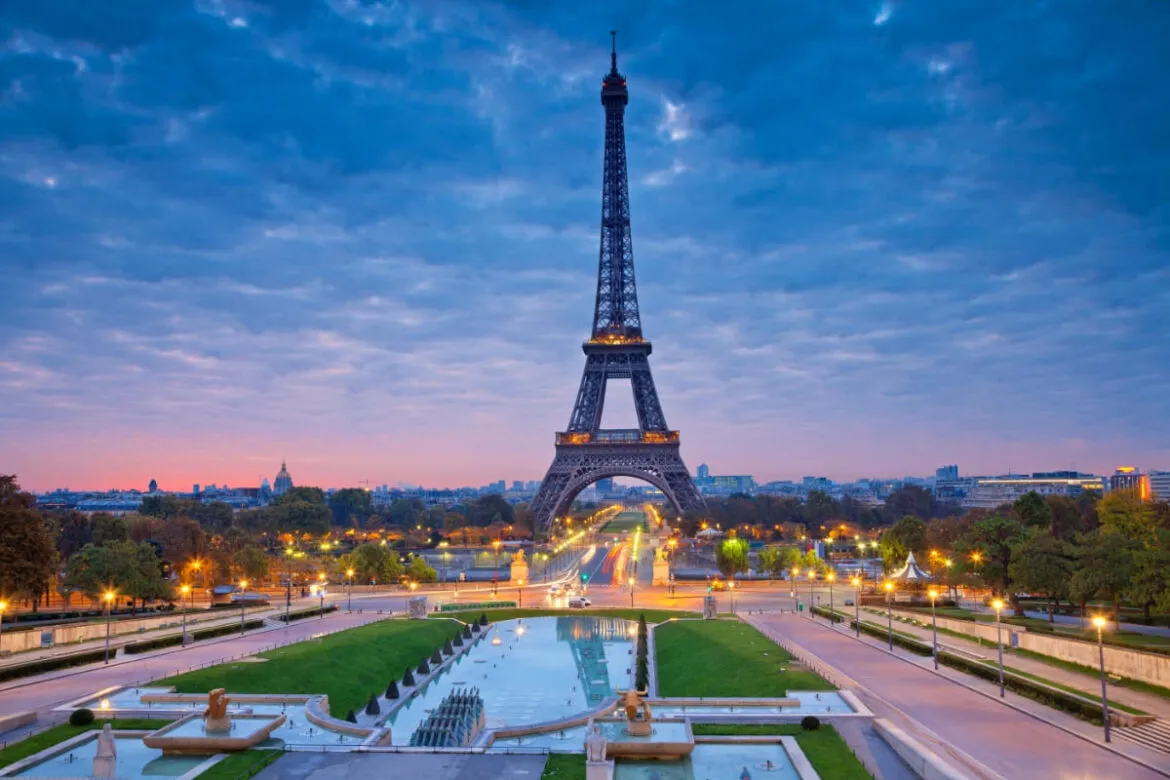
[826,571,836,627]
[992,597,1006,697]
[103,590,116,664]
[790,567,800,612]
[850,576,862,637]
[882,581,894,650]
[239,580,249,634]
[1091,615,1111,743]
[180,585,191,646]
[927,587,940,670]
[346,568,355,613]
[0,599,7,651]
[806,569,817,621]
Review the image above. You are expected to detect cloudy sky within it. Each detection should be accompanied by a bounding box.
[2,1,1169,492]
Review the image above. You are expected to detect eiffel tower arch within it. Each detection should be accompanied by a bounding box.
[531,34,705,530]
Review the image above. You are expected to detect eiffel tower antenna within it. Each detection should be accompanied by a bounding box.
[530,34,705,531]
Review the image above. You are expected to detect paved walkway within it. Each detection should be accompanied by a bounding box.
[747,613,1170,779]
[254,752,549,780]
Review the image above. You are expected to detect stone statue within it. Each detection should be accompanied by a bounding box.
[616,688,652,735]
[584,720,607,763]
[92,723,116,779]
[204,688,232,732]
[512,549,526,563]
[655,546,669,562]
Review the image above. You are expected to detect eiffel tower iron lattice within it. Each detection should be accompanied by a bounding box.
[530,34,705,531]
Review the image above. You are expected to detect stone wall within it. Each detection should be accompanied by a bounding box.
[1017,632,1170,687]
[0,609,265,654]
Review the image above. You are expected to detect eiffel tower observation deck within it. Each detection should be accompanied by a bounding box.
[530,34,705,531]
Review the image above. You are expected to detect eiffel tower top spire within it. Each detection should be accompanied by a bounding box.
[592,31,642,344]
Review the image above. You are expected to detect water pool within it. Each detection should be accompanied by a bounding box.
[385,616,634,744]
[615,743,800,780]
[654,691,852,717]
[10,736,206,778]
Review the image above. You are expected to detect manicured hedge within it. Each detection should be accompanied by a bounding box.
[0,648,108,683]
[816,606,1110,723]
[123,619,265,655]
[275,604,339,622]
[438,601,516,612]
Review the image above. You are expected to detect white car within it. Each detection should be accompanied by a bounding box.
[568,596,592,608]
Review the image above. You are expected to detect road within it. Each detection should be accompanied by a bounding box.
[748,612,1168,779]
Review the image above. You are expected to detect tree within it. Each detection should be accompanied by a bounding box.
[63,540,172,608]
[1127,529,1170,621]
[386,499,426,528]
[91,513,129,545]
[879,516,927,571]
[715,538,750,579]
[955,514,1028,614]
[802,491,839,530]
[1068,529,1138,628]
[406,555,438,583]
[340,543,403,584]
[1097,491,1158,543]
[329,488,373,527]
[756,546,800,579]
[278,486,327,506]
[881,486,939,522]
[1012,492,1053,529]
[234,546,270,582]
[1007,531,1071,621]
[467,495,514,528]
[54,510,94,559]
[271,500,331,535]
[0,476,58,608]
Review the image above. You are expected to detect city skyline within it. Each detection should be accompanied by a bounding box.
[3,2,1170,492]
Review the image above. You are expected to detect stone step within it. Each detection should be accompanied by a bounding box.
[1114,719,1170,754]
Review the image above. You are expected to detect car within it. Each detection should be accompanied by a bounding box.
[843,599,855,606]
[568,596,592,608]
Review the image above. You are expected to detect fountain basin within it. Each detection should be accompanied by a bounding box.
[143,712,286,754]
[594,719,694,760]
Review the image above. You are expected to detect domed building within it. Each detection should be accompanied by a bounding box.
[273,460,294,497]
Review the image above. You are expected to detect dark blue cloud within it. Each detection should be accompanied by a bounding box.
[1,0,1169,488]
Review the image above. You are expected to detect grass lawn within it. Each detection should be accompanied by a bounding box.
[434,608,697,625]
[195,749,282,779]
[0,719,172,770]
[691,723,871,779]
[160,619,461,716]
[541,753,585,779]
[601,512,646,534]
[655,619,834,697]
[976,660,1147,715]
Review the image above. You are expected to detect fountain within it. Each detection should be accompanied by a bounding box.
[142,690,286,754]
[618,688,653,737]
[587,688,693,762]
[204,689,232,733]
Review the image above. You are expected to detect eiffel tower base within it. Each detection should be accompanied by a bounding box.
[531,442,704,531]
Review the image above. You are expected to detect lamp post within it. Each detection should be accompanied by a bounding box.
[492,539,502,596]
[992,597,1005,697]
[317,573,326,618]
[0,599,7,652]
[283,548,293,623]
[239,580,248,634]
[850,576,861,637]
[103,590,116,664]
[882,581,894,650]
[180,585,190,646]
[807,570,817,620]
[518,579,524,608]
[826,571,836,627]
[346,568,355,613]
[628,577,635,608]
[728,580,736,614]
[928,587,939,670]
[1091,615,1111,743]
[791,567,800,613]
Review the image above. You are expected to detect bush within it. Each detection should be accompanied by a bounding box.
[69,708,95,726]
[365,694,381,715]
[385,680,399,699]
[276,604,339,622]
[417,659,430,675]
[438,601,516,612]
[478,614,489,626]
[123,619,265,654]
[402,668,415,687]
[430,649,442,665]
[800,715,820,731]
[0,649,108,683]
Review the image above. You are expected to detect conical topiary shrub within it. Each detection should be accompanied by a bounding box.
[462,625,472,639]
[478,613,488,626]
[385,680,400,699]
[443,639,454,655]
[417,658,430,675]
[402,668,416,687]
[453,633,464,647]
[365,693,381,716]
[345,709,357,723]
[471,622,480,633]
[430,649,442,665]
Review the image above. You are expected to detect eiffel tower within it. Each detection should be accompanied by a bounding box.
[530,34,705,531]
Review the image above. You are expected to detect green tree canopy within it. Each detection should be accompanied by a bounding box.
[233,546,270,582]
[1068,529,1139,627]
[756,546,800,577]
[955,514,1028,612]
[0,476,58,608]
[329,488,373,527]
[1012,492,1053,528]
[715,537,750,579]
[879,516,927,571]
[1007,530,1071,621]
[63,540,172,606]
[340,542,403,584]
[277,486,327,506]
[406,555,438,583]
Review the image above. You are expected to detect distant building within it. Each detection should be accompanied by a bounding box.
[148,478,158,493]
[697,464,710,480]
[935,465,958,481]
[1109,466,1149,498]
[260,477,271,498]
[595,477,615,494]
[1149,470,1170,501]
[273,460,294,497]
[962,473,1106,509]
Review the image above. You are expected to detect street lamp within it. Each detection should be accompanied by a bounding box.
[283,548,294,623]
[850,576,861,637]
[826,571,836,627]
[628,577,635,608]
[492,539,502,596]
[807,570,817,620]
[1091,615,1111,743]
[180,585,190,646]
[927,587,939,670]
[239,580,248,634]
[882,581,894,650]
[728,580,736,614]
[346,568,355,613]
[518,579,525,608]
[790,567,800,612]
[0,599,7,652]
[992,597,1006,697]
[103,590,116,664]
